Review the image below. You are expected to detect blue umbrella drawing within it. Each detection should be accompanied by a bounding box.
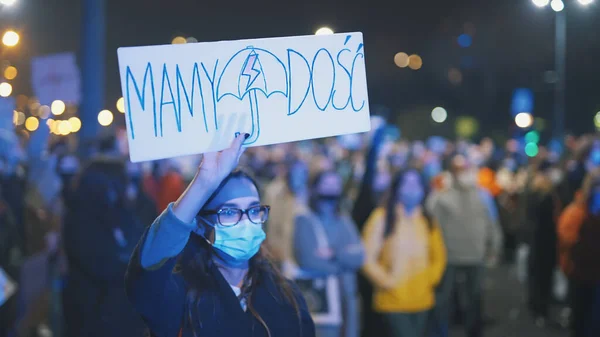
[216,46,288,144]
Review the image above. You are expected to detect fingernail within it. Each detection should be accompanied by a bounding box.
[244,133,250,139]
[235,132,241,138]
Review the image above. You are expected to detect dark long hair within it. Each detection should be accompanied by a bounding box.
[309,169,342,214]
[176,169,301,337]
[383,168,433,237]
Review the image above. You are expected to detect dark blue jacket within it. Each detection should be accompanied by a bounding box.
[125,227,315,337]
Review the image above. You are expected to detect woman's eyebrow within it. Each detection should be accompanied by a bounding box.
[220,201,261,208]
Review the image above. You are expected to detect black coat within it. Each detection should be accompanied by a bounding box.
[125,229,315,337]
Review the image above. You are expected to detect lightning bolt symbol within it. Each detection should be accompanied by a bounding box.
[241,51,261,91]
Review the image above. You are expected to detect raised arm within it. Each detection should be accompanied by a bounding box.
[125,132,248,336]
[352,126,387,229]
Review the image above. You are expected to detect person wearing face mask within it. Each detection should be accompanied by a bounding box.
[557,169,600,337]
[362,169,446,337]
[62,157,148,337]
[126,133,315,337]
[426,154,502,337]
[522,161,563,327]
[292,170,365,337]
[351,125,389,337]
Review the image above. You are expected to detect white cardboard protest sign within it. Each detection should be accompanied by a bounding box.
[117,32,371,162]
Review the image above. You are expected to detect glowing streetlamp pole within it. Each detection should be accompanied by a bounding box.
[532,0,593,139]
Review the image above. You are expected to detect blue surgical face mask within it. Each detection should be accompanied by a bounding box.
[212,220,266,267]
[400,190,424,214]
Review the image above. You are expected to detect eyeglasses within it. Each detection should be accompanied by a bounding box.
[199,205,270,227]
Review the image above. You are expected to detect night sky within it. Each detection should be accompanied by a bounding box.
[3,0,600,140]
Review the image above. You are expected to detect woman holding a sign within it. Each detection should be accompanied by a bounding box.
[125,133,315,337]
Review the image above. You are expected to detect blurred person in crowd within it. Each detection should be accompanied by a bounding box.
[352,125,389,337]
[143,159,186,214]
[265,159,310,266]
[0,130,27,241]
[525,161,562,327]
[23,154,63,257]
[496,157,521,263]
[126,133,315,337]
[422,154,442,184]
[56,154,80,203]
[14,217,67,337]
[426,154,503,337]
[0,185,23,337]
[293,170,365,337]
[557,139,594,207]
[558,168,600,337]
[126,161,158,227]
[362,169,446,337]
[62,156,147,337]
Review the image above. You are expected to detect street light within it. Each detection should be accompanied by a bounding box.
[315,27,334,35]
[0,0,17,7]
[530,0,593,139]
[551,0,565,11]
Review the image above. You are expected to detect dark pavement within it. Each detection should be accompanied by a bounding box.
[450,265,570,337]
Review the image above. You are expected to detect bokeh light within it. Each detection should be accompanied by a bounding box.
[39,105,51,119]
[171,36,187,44]
[0,82,12,97]
[58,120,72,135]
[12,110,25,126]
[48,119,58,134]
[3,66,17,80]
[455,116,479,138]
[431,107,448,123]
[1,30,19,47]
[525,143,539,157]
[408,55,423,70]
[51,100,66,115]
[525,130,540,144]
[448,68,463,85]
[578,0,593,5]
[594,111,600,129]
[25,117,39,132]
[98,109,114,126]
[458,34,472,48]
[315,27,334,35]
[515,112,534,128]
[68,117,82,133]
[116,97,125,113]
[186,37,198,43]
[394,52,410,68]
[533,0,550,6]
[551,0,565,11]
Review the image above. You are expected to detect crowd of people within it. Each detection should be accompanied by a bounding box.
[1,117,600,337]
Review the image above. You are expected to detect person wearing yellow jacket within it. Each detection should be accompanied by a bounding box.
[362,169,447,337]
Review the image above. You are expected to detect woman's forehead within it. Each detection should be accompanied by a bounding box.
[206,177,259,208]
